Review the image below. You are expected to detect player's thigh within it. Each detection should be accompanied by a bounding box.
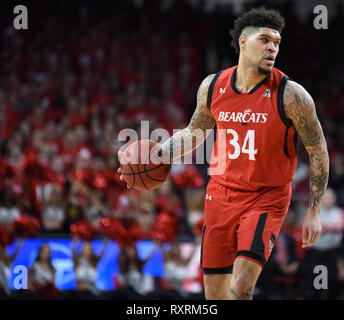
[236,209,288,268]
[203,273,232,299]
[202,179,240,270]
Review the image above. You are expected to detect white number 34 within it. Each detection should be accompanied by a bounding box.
[227,129,258,160]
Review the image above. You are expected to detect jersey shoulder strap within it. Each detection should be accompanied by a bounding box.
[275,69,292,128]
[206,70,223,110]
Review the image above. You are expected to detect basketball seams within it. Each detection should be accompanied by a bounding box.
[144,164,170,182]
[143,143,169,182]
[125,161,136,188]
[120,163,166,176]
[122,140,170,190]
[136,163,149,190]
[135,141,149,190]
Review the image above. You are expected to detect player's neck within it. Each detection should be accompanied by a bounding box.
[236,58,267,93]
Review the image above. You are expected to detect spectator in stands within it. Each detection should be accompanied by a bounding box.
[133,190,161,236]
[156,179,183,219]
[28,244,57,299]
[159,241,198,299]
[0,238,24,298]
[72,237,109,299]
[329,154,344,207]
[0,186,21,230]
[185,188,205,230]
[301,188,344,299]
[83,190,109,229]
[41,187,65,232]
[116,243,159,299]
[337,242,344,299]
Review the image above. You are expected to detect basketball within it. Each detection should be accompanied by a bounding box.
[120,139,171,191]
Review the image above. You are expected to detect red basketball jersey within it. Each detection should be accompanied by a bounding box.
[208,66,298,191]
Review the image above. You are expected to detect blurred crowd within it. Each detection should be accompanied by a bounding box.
[0,0,344,299]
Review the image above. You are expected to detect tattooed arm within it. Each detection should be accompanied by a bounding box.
[160,74,217,162]
[284,80,329,248]
[117,74,216,185]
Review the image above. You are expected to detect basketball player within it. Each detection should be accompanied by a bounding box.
[118,7,329,300]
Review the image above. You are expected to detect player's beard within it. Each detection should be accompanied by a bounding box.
[258,65,272,76]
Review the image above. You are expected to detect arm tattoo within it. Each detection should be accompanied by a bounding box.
[189,74,217,133]
[161,74,216,162]
[284,81,329,211]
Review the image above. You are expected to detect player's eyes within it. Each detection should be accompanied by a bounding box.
[261,38,280,47]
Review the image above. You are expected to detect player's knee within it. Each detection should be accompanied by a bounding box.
[230,273,254,299]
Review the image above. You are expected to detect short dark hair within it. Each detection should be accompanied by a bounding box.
[229,7,286,53]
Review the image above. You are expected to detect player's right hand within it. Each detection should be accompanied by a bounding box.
[117,150,131,189]
[117,150,124,181]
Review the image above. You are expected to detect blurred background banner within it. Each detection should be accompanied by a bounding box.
[0,0,343,300]
[6,239,165,290]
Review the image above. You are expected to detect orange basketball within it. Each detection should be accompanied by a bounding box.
[120,139,171,191]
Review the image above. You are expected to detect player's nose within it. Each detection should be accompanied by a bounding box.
[267,42,278,52]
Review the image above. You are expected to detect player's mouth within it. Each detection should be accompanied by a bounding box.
[263,55,275,66]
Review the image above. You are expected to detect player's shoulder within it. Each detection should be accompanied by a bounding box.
[284,78,307,92]
[283,79,315,119]
[199,73,217,89]
[283,79,313,104]
[199,66,236,91]
[198,69,229,109]
[197,73,217,104]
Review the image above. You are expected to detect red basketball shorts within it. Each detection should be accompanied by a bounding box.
[201,178,292,274]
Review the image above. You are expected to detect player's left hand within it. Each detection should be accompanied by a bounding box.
[301,211,322,248]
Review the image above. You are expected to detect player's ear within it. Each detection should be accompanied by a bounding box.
[239,35,247,51]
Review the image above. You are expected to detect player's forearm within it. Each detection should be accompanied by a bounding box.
[283,81,329,214]
[161,126,209,163]
[307,144,329,213]
[160,74,216,163]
